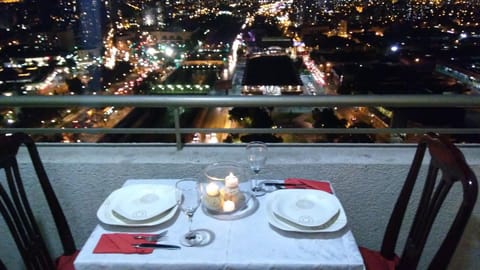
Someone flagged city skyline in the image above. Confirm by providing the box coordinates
[0,0,479,143]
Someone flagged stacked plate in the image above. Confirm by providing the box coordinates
[265,189,347,232]
[97,184,179,226]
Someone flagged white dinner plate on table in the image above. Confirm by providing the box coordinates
[272,189,340,227]
[97,184,178,227]
[266,189,347,233]
[112,184,177,221]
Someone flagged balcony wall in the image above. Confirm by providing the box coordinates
[1,143,479,270]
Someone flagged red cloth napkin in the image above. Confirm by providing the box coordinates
[55,250,79,270]
[284,178,333,194]
[359,246,400,270]
[93,233,156,254]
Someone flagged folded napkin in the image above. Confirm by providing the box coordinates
[284,178,333,194]
[93,233,156,254]
[55,250,79,270]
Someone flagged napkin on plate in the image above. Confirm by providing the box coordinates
[284,178,333,194]
[93,233,156,254]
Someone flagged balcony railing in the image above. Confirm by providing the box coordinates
[1,94,480,148]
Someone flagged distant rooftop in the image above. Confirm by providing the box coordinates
[242,54,302,86]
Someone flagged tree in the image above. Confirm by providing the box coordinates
[339,122,374,143]
[66,77,84,94]
[228,107,250,123]
[229,107,282,143]
[312,108,347,142]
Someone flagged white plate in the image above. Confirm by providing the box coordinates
[97,184,179,227]
[112,184,177,221]
[272,189,340,227]
[266,190,347,233]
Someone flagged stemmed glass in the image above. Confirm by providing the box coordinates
[175,178,213,246]
[246,141,268,195]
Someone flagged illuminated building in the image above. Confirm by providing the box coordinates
[77,0,104,49]
[142,1,165,28]
[0,0,53,31]
[292,0,321,26]
[242,54,303,96]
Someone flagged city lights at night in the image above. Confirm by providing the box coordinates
[0,1,479,143]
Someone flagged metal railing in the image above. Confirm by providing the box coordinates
[1,95,480,149]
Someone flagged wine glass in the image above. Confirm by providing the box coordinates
[175,178,214,246]
[246,141,268,195]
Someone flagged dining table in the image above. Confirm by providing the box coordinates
[74,178,365,270]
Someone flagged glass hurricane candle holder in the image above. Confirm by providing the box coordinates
[202,162,251,215]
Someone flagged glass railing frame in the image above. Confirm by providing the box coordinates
[1,95,480,149]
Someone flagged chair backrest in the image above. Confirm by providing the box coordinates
[379,133,478,270]
[0,258,6,270]
[0,133,76,270]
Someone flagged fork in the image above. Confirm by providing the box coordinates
[133,230,168,241]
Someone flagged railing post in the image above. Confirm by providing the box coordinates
[173,107,182,150]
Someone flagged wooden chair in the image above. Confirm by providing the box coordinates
[0,133,78,270]
[360,133,478,270]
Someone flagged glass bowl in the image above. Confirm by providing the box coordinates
[201,161,252,215]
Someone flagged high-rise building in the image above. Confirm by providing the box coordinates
[162,0,175,24]
[77,0,104,49]
[55,0,79,28]
[0,0,55,31]
[292,0,320,26]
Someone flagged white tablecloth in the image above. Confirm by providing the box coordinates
[74,179,365,270]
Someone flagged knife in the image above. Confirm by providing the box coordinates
[263,183,307,189]
[132,243,181,250]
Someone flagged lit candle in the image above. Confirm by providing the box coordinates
[223,200,235,212]
[206,182,220,196]
[225,172,239,188]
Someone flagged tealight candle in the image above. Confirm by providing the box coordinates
[223,200,235,212]
[206,182,220,196]
[224,172,239,188]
